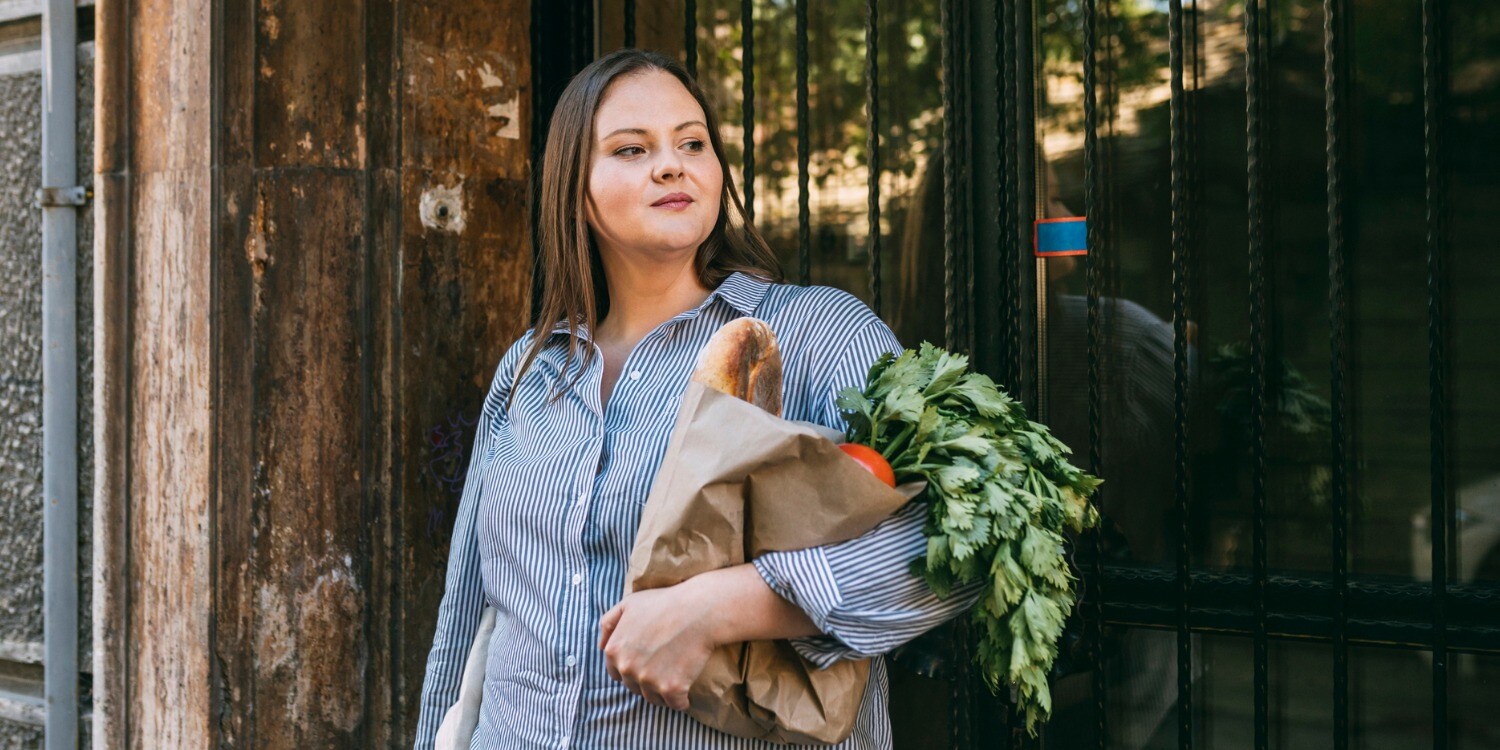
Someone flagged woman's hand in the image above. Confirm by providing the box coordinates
[597,564,821,711]
[597,577,719,712]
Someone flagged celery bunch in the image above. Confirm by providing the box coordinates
[836,342,1101,733]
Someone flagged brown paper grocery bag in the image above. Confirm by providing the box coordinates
[625,381,925,745]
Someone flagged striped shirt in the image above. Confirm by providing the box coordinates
[414,271,984,749]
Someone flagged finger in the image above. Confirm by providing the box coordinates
[605,652,621,683]
[621,675,642,699]
[640,684,667,708]
[598,604,623,650]
[666,686,690,712]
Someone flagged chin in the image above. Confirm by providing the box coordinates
[643,228,711,254]
[633,236,708,259]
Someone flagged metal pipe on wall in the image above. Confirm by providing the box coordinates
[40,0,82,746]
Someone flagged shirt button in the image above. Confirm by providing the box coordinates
[561,736,571,750]
[565,654,577,667]
[628,369,641,381]
[576,491,587,506]
[571,572,583,586]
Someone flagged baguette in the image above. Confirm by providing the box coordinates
[690,317,784,417]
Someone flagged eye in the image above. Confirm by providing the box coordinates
[683,140,706,152]
[613,145,645,157]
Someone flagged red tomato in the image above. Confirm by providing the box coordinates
[838,443,896,487]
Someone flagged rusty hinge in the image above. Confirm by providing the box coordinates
[34,185,92,208]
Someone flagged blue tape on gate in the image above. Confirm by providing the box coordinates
[1034,217,1088,257]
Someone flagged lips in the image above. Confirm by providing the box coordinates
[651,192,694,209]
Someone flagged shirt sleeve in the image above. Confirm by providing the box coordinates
[751,317,985,667]
[412,334,529,750]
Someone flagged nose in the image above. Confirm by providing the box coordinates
[652,148,684,183]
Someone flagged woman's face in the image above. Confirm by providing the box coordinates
[586,70,723,263]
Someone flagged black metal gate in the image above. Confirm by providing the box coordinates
[531,0,1500,746]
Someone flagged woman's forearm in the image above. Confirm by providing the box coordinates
[685,563,822,645]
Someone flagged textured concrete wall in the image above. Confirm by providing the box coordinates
[0,68,45,654]
[0,41,96,748]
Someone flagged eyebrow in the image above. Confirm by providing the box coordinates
[599,120,708,141]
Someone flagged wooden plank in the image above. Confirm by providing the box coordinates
[395,0,534,739]
[253,0,366,168]
[128,168,214,750]
[245,171,371,746]
[128,0,210,174]
[89,168,130,750]
[91,4,131,747]
[403,1,530,176]
[210,161,255,749]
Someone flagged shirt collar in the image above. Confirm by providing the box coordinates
[546,270,772,340]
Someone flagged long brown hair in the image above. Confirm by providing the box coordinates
[506,49,782,410]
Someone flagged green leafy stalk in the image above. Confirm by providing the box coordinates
[838,342,1101,734]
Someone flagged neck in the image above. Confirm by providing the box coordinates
[596,252,712,344]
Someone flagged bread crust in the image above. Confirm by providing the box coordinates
[690,317,784,417]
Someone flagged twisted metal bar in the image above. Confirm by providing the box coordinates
[796,0,811,286]
[1001,0,1021,389]
[1167,0,1193,747]
[1422,0,1450,745]
[1322,0,1351,745]
[685,0,698,76]
[625,0,635,48]
[1080,0,1108,744]
[741,0,755,223]
[942,0,959,355]
[1244,0,1270,746]
[941,3,972,742]
[866,0,882,316]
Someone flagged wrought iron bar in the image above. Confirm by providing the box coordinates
[1244,0,1270,746]
[1002,0,1021,389]
[866,0,882,315]
[796,0,810,285]
[996,0,1020,393]
[940,1,972,742]
[625,0,635,47]
[1322,0,1351,744]
[1422,0,1450,745]
[1167,0,1192,747]
[741,0,755,223]
[1008,0,1032,393]
[943,0,959,353]
[685,0,698,75]
[1080,0,1107,744]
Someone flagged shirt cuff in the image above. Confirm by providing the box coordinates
[788,635,865,668]
[751,547,843,634]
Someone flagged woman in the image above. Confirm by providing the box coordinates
[414,49,982,750]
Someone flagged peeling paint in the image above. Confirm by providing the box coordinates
[253,557,365,735]
[291,560,364,733]
[488,95,521,139]
[255,584,293,670]
[476,61,504,89]
[262,14,280,41]
[418,183,466,235]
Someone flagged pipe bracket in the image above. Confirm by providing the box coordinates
[34,185,92,208]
